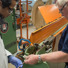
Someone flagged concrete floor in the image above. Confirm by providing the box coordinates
[16,25,36,39]
[8,63,15,68]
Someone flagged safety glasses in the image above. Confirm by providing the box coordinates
[59,2,68,14]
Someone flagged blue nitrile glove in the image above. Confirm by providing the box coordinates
[8,55,23,68]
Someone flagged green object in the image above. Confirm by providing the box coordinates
[25,45,49,68]
[25,45,46,55]
[0,10,17,54]
[23,62,49,68]
[36,46,46,55]
[25,46,37,55]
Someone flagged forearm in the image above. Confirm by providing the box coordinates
[40,51,68,62]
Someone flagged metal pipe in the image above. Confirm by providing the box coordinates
[26,0,28,13]
[20,23,22,38]
[26,0,29,39]
[20,0,22,17]
[27,22,28,39]
[20,0,23,38]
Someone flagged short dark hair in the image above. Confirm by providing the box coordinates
[1,0,11,8]
[1,0,19,8]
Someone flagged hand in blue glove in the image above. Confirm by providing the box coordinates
[8,55,23,68]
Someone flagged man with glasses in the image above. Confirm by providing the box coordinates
[24,0,68,68]
[0,0,23,68]
[56,0,68,19]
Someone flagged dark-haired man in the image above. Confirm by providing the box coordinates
[0,0,23,68]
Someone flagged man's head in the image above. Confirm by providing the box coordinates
[56,0,68,19]
[0,0,17,18]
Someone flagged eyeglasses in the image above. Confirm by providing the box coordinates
[59,2,68,14]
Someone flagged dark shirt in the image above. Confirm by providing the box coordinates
[58,25,68,67]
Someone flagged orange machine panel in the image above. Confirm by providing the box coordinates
[38,4,62,24]
[30,17,68,44]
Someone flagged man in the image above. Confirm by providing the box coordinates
[0,0,23,68]
[24,0,68,68]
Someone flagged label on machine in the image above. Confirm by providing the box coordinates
[0,23,8,33]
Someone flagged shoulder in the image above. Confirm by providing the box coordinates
[65,25,68,33]
[64,25,68,30]
[66,25,68,29]
[62,25,68,34]
[60,25,68,39]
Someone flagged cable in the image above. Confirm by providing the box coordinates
[18,39,31,50]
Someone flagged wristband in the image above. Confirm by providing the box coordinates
[38,55,42,63]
